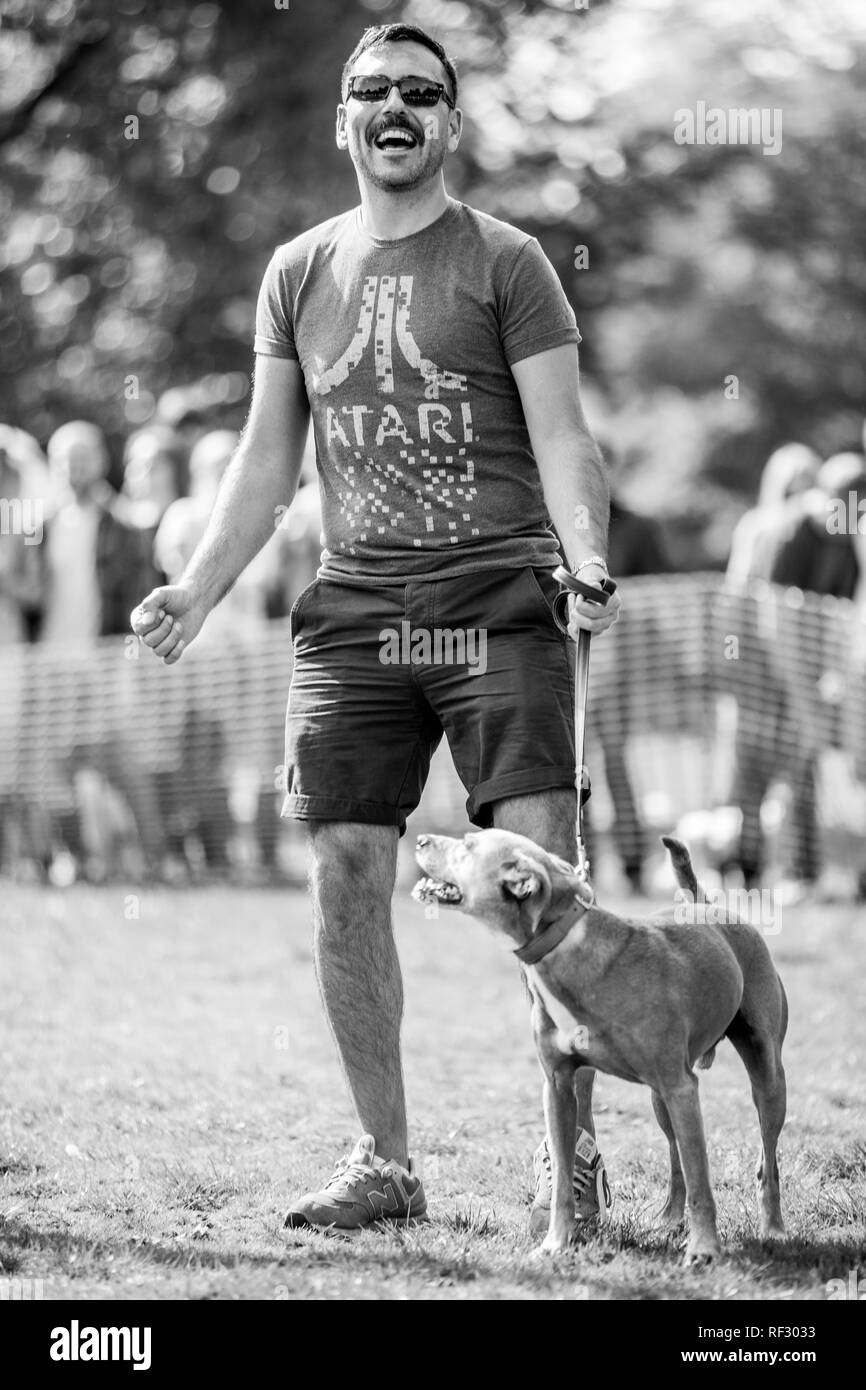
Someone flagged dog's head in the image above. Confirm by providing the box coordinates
[413,828,586,952]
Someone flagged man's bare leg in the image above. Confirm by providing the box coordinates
[307,820,408,1166]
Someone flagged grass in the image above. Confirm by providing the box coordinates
[0,876,864,1300]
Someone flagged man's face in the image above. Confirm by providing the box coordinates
[336,41,461,194]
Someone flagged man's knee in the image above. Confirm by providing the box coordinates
[306,820,399,904]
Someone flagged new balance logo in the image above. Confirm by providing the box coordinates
[366,1181,402,1218]
[312,275,467,400]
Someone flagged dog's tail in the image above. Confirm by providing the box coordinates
[661,834,706,904]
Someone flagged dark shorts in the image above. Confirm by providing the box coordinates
[282,566,576,834]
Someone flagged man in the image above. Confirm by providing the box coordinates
[0,434,42,645]
[132,23,621,1235]
[41,421,133,642]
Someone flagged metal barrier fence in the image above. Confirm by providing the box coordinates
[1,574,864,886]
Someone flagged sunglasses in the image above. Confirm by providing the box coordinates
[346,74,455,109]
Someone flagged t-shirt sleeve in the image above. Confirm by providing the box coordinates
[499,237,581,365]
[254,251,298,359]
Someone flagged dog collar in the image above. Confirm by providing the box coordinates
[513,885,594,966]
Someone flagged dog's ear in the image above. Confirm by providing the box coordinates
[499,852,547,902]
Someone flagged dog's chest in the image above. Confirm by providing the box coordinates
[526,968,589,1055]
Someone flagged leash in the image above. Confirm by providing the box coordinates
[551,565,617,892]
[511,566,616,966]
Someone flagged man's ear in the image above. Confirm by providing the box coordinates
[446,107,462,153]
[499,852,549,904]
[335,106,349,150]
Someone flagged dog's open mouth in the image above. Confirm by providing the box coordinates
[412,875,463,906]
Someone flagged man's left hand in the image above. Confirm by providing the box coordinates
[565,564,622,639]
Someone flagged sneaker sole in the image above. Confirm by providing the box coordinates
[285,1209,429,1233]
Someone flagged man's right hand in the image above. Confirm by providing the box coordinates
[130,585,207,665]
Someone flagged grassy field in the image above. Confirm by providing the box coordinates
[0,874,864,1301]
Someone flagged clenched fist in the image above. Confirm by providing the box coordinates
[130,585,207,665]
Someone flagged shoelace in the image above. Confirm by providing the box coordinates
[322,1156,377,1200]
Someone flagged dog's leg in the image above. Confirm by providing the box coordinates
[727,1020,787,1238]
[575,1067,596,1139]
[661,1074,721,1264]
[651,1090,686,1227]
[541,1061,579,1253]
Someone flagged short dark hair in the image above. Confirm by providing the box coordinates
[341,23,458,105]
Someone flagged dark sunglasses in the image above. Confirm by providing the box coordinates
[346,74,455,109]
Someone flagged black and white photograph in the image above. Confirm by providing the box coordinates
[0,0,864,1333]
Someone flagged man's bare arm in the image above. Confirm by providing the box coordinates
[183,356,310,608]
[511,344,620,635]
[131,355,310,662]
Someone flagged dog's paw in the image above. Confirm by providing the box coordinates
[683,1242,720,1268]
[760,1220,786,1241]
[533,1225,581,1259]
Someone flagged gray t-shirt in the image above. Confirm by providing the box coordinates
[254,199,580,584]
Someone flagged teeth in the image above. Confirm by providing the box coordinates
[413,875,461,904]
[376,129,415,146]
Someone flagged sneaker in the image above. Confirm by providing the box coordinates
[529,1130,612,1237]
[284,1134,427,1231]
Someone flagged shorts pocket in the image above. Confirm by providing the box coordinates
[522,566,560,626]
[289,577,320,640]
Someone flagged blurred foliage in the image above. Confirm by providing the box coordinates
[1,0,864,550]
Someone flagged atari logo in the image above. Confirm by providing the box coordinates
[312,275,467,401]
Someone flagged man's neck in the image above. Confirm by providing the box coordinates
[357,177,452,242]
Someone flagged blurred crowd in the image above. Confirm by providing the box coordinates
[1,412,865,897]
[0,415,322,648]
[0,410,323,885]
[722,438,866,901]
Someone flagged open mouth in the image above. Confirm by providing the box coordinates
[412,875,463,907]
[373,127,419,151]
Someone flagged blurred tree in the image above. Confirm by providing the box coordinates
[1,0,864,559]
[0,0,392,460]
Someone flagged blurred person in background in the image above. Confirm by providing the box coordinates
[726,442,820,586]
[0,433,43,645]
[117,424,186,596]
[154,428,284,874]
[119,425,184,530]
[726,451,866,898]
[586,440,670,891]
[724,442,821,890]
[39,421,134,642]
[0,433,50,877]
[770,452,866,599]
[155,428,283,626]
[0,424,55,515]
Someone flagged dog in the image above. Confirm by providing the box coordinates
[414,829,787,1264]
